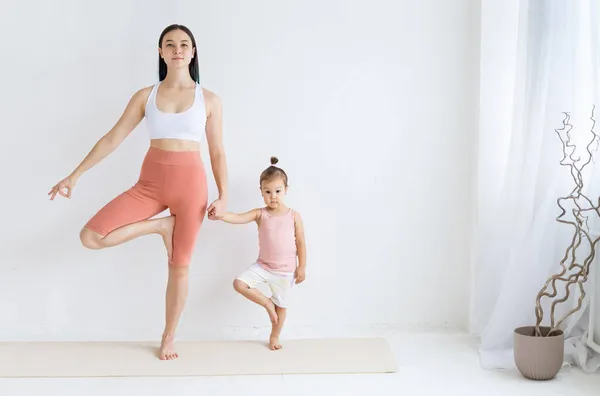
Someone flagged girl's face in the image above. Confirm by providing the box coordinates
[260,178,287,209]
[159,29,195,70]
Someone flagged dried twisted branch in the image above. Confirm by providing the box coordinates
[534,105,600,337]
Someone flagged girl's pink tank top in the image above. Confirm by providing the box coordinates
[257,208,297,273]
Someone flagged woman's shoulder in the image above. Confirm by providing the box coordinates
[117,85,155,114]
[201,87,222,117]
[201,87,221,105]
[139,84,157,97]
[129,84,155,105]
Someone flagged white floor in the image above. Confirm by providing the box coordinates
[1,332,598,396]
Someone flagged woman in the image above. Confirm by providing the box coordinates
[48,24,228,360]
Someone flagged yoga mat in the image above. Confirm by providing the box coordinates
[0,338,397,377]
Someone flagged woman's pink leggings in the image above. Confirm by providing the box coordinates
[85,147,208,266]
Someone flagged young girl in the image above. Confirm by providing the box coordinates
[214,157,306,350]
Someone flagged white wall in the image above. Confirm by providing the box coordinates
[0,0,480,341]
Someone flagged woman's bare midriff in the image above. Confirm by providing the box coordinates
[150,138,200,152]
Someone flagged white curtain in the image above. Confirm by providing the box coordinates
[472,0,600,373]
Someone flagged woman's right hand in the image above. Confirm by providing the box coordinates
[48,175,77,200]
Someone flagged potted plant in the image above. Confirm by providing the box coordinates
[514,107,600,380]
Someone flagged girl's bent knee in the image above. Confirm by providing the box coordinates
[233,279,247,292]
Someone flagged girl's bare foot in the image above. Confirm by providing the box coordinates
[158,216,175,261]
[159,333,178,360]
[264,299,278,325]
[269,336,282,350]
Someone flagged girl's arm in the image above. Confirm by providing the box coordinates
[221,208,261,224]
[294,211,307,283]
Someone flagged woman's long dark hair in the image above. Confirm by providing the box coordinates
[158,24,200,83]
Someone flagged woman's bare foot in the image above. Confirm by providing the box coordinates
[159,333,178,360]
[158,216,175,261]
[264,299,278,325]
[269,336,282,350]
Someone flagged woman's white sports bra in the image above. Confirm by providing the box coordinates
[144,81,207,142]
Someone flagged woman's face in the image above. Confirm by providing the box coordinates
[159,29,195,69]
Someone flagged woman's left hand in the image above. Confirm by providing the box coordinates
[207,198,226,220]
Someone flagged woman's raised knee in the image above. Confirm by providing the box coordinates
[79,227,104,249]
